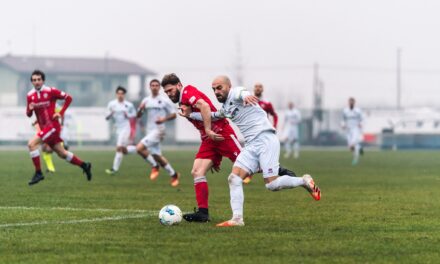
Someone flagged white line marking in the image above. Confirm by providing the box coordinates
[0,214,153,228]
[0,206,151,213]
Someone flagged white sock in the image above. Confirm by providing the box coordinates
[163,163,176,176]
[265,176,305,191]
[126,145,136,154]
[113,152,123,171]
[353,144,360,162]
[145,154,158,167]
[284,141,292,157]
[294,142,300,158]
[228,174,244,220]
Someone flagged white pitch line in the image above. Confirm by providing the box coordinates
[0,206,151,213]
[0,213,155,228]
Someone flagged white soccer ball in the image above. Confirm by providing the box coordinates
[158,205,182,226]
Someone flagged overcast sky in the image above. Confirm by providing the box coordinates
[1,0,440,109]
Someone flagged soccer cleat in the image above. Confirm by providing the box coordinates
[303,174,321,201]
[279,166,296,177]
[243,175,252,184]
[216,218,245,227]
[150,166,160,180]
[28,172,44,186]
[170,172,180,187]
[105,168,116,175]
[360,147,364,155]
[82,162,92,181]
[183,208,210,222]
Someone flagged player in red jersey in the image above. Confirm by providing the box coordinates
[161,73,242,222]
[242,82,280,184]
[26,70,92,186]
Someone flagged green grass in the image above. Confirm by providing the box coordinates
[0,149,439,263]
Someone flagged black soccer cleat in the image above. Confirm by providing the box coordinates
[81,162,92,181]
[28,172,44,186]
[279,166,296,177]
[183,208,210,223]
[360,147,364,156]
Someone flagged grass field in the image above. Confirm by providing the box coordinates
[0,149,439,263]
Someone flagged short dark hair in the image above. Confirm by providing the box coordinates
[161,73,181,87]
[30,70,45,81]
[116,86,127,94]
[149,79,160,86]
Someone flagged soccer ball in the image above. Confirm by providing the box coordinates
[158,205,182,226]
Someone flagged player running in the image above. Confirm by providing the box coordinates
[184,76,321,227]
[282,102,302,159]
[243,82,279,184]
[26,70,92,185]
[105,86,137,174]
[341,97,364,165]
[136,79,180,187]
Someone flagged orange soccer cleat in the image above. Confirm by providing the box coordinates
[216,219,245,227]
[170,172,180,187]
[303,174,321,201]
[243,175,252,184]
[149,166,160,181]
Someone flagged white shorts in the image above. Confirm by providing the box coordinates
[234,131,280,178]
[140,129,164,155]
[283,126,299,143]
[346,128,362,147]
[116,128,131,147]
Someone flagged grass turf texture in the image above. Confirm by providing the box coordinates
[0,149,439,263]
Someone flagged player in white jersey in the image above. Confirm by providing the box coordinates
[105,86,137,174]
[282,102,302,159]
[341,97,364,165]
[136,79,180,187]
[184,76,321,227]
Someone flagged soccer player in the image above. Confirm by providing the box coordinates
[26,70,92,185]
[341,97,364,165]
[282,102,302,159]
[105,86,137,174]
[136,79,180,187]
[184,76,321,227]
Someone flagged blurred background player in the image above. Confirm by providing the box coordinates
[342,97,364,165]
[26,70,92,185]
[136,79,180,187]
[243,82,279,184]
[105,86,137,174]
[282,102,302,159]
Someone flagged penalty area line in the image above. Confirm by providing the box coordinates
[0,206,151,213]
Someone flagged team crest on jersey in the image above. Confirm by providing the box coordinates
[189,96,196,104]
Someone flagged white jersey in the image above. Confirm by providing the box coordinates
[107,99,136,131]
[219,87,275,143]
[285,108,301,128]
[140,94,176,133]
[342,107,363,130]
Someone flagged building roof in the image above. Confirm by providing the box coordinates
[0,54,155,76]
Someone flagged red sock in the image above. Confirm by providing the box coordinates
[194,177,209,209]
[70,155,84,166]
[32,156,41,172]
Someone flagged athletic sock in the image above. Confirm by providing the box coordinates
[228,174,244,220]
[65,151,84,167]
[126,145,136,154]
[353,144,360,164]
[112,152,123,171]
[145,154,158,167]
[265,175,305,191]
[29,149,41,172]
[163,163,176,176]
[42,152,55,171]
[194,176,209,211]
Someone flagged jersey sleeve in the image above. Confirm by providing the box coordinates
[26,95,33,117]
[232,87,251,102]
[189,111,223,121]
[265,102,278,128]
[164,98,177,115]
[51,87,72,116]
[127,103,137,118]
[180,86,204,108]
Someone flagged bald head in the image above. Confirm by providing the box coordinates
[212,75,232,103]
[254,82,264,97]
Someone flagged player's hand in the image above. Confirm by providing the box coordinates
[155,117,166,124]
[243,95,259,106]
[206,130,224,141]
[29,103,35,110]
[178,105,192,118]
[52,112,62,120]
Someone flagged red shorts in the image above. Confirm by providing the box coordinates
[37,126,63,147]
[195,130,242,169]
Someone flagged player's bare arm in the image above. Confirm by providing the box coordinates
[136,102,146,118]
[194,99,224,141]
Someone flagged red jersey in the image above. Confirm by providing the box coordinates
[258,99,278,128]
[26,86,72,131]
[179,85,231,140]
